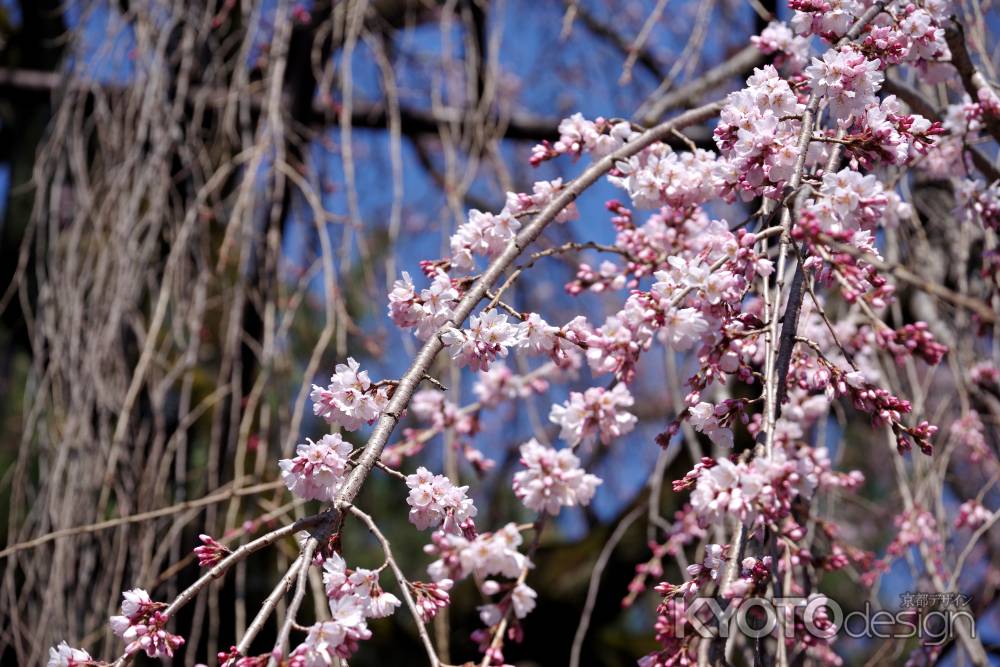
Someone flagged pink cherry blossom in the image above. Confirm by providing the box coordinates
[405,466,477,534]
[549,384,637,447]
[442,310,523,371]
[47,642,92,667]
[310,357,390,431]
[278,433,352,502]
[512,439,602,515]
[805,47,884,121]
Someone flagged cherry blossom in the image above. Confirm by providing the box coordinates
[289,607,371,665]
[805,47,884,121]
[109,588,184,659]
[753,21,811,71]
[310,357,390,431]
[512,439,602,515]
[426,523,531,584]
[510,582,538,619]
[803,166,888,234]
[405,466,478,534]
[408,579,453,622]
[686,402,734,448]
[46,642,92,667]
[472,362,549,407]
[278,433,352,502]
[194,533,230,567]
[388,269,459,339]
[442,310,523,371]
[685,543,725,581]
[613,145,720,209]
[955,500,993,530]
[451,208,521,271]
[715,65,806,198]
[549,384,637,447]
[790,0,866,37]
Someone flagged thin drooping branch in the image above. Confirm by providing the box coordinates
[349,505,441,667]
[639,45,764,124]
[0,480,284,560]
[569,503,645,667]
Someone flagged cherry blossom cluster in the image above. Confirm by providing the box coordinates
[285,553,407,663]
[862,508,944,586]
[109,588,184,659]
[791,0,952,74]
[388,269,459,339]
[194,533,230,567]
[789,0,871,38]
[442,310,523,371]
[957,177,1000,231]
[405,466,478,534]
[955,500,993,530]
[623,506,707,607]
[683,446,861,527]
[310,357,390,430]
[383,389,500,475]
[847,95,942,166]
[426,522,531,586]
[613,145,721,210]
[803,166,889,234]
[797,351,938,454]
[796,223,895,307]
[450,208,521,271]
[478,581,537,626]
[451,180,582,270]
[549,383,637,447]
[872,321,948,366]
[805,46,884,121]
[512,438,602,514]
[686,401,736,448]
[473,362,551,407]
[279,433,352,502]
[409,389,476,434]
[636,596,698,667]
[472,580,539,665]
[407,579,454,623]
[753,21,811,71]
[323,552,402,619]
[714,65,805,199]
[530,112,637,165]
[726,555,774,599]
[951,411,993,464]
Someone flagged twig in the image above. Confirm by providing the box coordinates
[349,505,442,667]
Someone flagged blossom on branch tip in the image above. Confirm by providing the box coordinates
[109,588,184,659]
[46,642,92,667]
[387,270,459,339]
[194,533,230,568]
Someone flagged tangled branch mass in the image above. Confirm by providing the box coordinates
[1,0,998,665]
